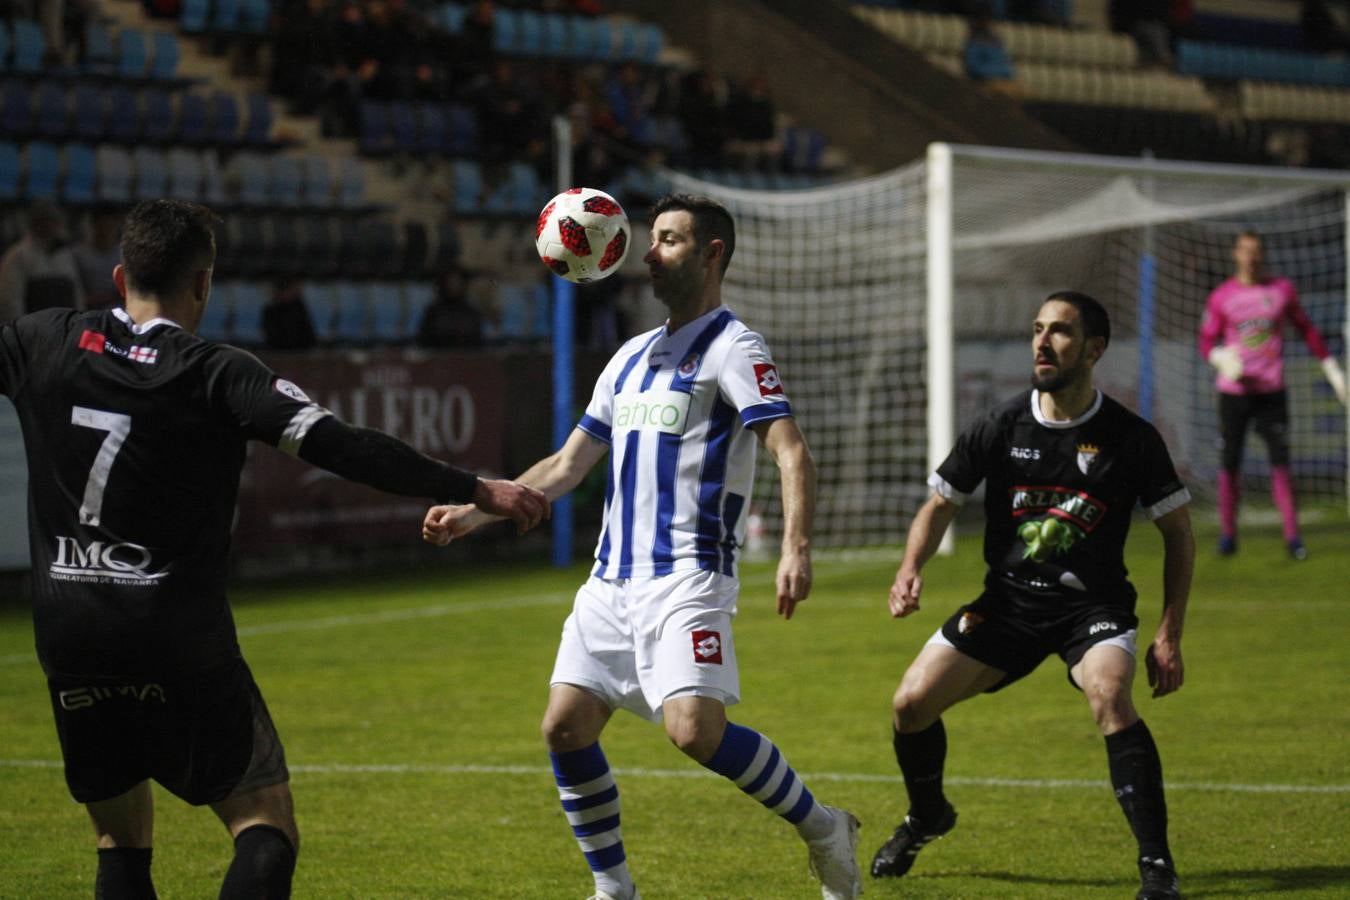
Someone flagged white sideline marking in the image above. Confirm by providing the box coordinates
[1,759,1345,795]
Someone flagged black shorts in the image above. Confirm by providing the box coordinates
[936,592,1139,693]
[48,658,289,805]
[1218,389,1290,469]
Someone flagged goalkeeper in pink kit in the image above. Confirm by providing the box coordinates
[1199,230,1348,559]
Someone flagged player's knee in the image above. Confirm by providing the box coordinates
[540,711,590,752]
[663,715,720,762]
[1084,681,1135,733]
[892,683,937,733]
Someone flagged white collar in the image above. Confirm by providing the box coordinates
[113,307,183,336]
[1031,389,1102,429]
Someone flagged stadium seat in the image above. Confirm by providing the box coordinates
[167,147,204,200]
[230,281,267,344]
[180,0,210,34]
[210,92,241,145]
[337,157,365,209]
[438,3,468,34]
[271,155,304,208]
[493,8,521,54]
[297,216,337,276]
[428,222,459,272]
[566,16,597,58]
[541,13,567,57]
[302,281,337,342]
[368,281,406,342]
[178,92,209,144]
[23,142,60,199]
[389,101,417,153]
[0,23,10,71]
[70,83,105,140]
[636,23,663,64]
[105,85,141,142]
[451,160,483,214]
[231,151,270,206]
[11,20,45,74]
[200,149,227,204]
[243,92,272,146]
[366,220,400,278]
[95,145,133,202]
[332,280,370,342]
[149,32,179,81]
[403,281,435,334]
[63,143,96,204]
[116,28,148,80]
[212,0,242,33]
[516,10,544,55]
[133,147,169,200]
[238,0,270,35]
[269,213,302,275]
[143,87,177,143]
[359,100,391,155]
[416,102,447,155]
[302,156,333,208]
[446,103,478,156]
[234,216,270,276]
[401,220,429,277]
[0,143,19,201]
[197,280,231,340]
[83,20,116,74]
[1,80,33,138]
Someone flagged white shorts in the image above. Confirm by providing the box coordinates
[550,568,741,722]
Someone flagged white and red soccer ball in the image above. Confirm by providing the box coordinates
[535,187,631,284]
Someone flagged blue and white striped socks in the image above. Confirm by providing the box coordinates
[551,743,635,899]
[703,722,836,842]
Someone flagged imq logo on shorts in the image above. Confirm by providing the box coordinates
[691,630,723,665]
[613,390,691,435]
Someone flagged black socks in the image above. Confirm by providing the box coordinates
[1106,719,1172,865]
[893,719,948,823]
[218,824,297,900]
[95,847,156,900]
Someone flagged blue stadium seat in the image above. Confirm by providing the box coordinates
[133,147,168,200]
[179,92,209,144]
[63,144,96,204]
[1,80,33,137]
[301,155,332,208]
[615,21,639,61]
[636,23,663,64]
[105,86,140,142]
[230,281,266,345]
[516,10,543,55]
[566,16,597,58]
[389,100,417,152]
[297,217,336,276]
[84,20,116,74]
[438,3,467,34]
[450,160,483,214]
[143,87,177,143]
[116,28,148,80]
[429,222,459,272]
[243,92,272,146]
[493,8,520,53]
[201,148,226,204]
[270,155,303,208]
[302,281,336,342]
[234,216,270,276]
[71,83,105,140]
[33,83,68,138]
[0,24,10,71]
[180,0,210,35]
[11,20,45,74]
[541,13,567,56]
[359,100,390,155]
[0,142,19,201]
[95,145,133,202]
[403,282,435,334]
[149,32,179,81]
[337,157,364,209]
[366,220,399,278]
[238,0,270,35]
[416,102,446,155]
[212,0,242,33]
[24,142,60,199]
[198,281,231,340]
[210,92,240,145]
[233,152,270,206]
[368,282,405,342]
[333,281,370,342]
[446,103,477,155]
[589,18,615,60]
[167,147,204,200]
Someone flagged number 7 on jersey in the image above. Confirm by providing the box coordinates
[71,407,131,528]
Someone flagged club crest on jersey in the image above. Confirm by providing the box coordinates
[754,363,783,397]
[691,630,723,664]
[677,352,701,378]
[1076,443,1099,475]
[958,611,984,634]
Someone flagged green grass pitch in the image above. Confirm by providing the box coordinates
[1,517,1347,898]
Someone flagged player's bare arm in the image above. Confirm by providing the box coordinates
[754,416,816,619]
[889,493,961,618]
[423,428,607,545]
[1146,505,1194,698]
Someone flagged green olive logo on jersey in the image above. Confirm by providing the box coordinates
[1018,516,1084,562]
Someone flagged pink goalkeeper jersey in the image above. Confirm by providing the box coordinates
[1198,276,1331,396]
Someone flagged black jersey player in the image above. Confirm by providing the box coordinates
[0,200,547,899]
[870,292,1195,900]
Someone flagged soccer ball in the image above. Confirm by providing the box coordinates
[535,188,631,284]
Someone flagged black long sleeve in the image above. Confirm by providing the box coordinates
[296,415,479,503]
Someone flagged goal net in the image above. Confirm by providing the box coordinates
[664,145,1349,548]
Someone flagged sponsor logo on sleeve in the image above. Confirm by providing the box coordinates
[753,363,783,397]
[692,630,723,664]
[274,379,311,402]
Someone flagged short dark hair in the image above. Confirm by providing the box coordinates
[1235,229,1263,246]
[650,193,736,274]
[120,200,216,297]
[1045,290,1110,348]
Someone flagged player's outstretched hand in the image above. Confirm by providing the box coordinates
[472,479,550,533]
[1145,632,1183,698]
[422,504,480,545]
[888,567,923,618]
[775,547,812,620]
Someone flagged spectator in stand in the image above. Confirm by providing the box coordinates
[677,68,728,169]
[0,199,84,319]
[606,62,654,150]
[1301,0,1350,54]
[469,60,546,165]
[726,71,780,172]
[1008,0,1071,28]
[261,278,318,350]
[1110,0,1175,68]
[416,267,485,349]
[963,3,1023,99]
[270,0,342,115]
[451,0,497,87]
[69,208,123,310]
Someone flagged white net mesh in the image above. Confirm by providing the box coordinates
[662,150,1348,547]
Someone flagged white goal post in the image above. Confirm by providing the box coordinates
[663,145,1350,550]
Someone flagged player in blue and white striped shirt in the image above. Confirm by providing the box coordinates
[424,195,862,900]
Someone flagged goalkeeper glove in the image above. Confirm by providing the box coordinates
[1321,356,1348,405]
[1207,346,1243,381]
